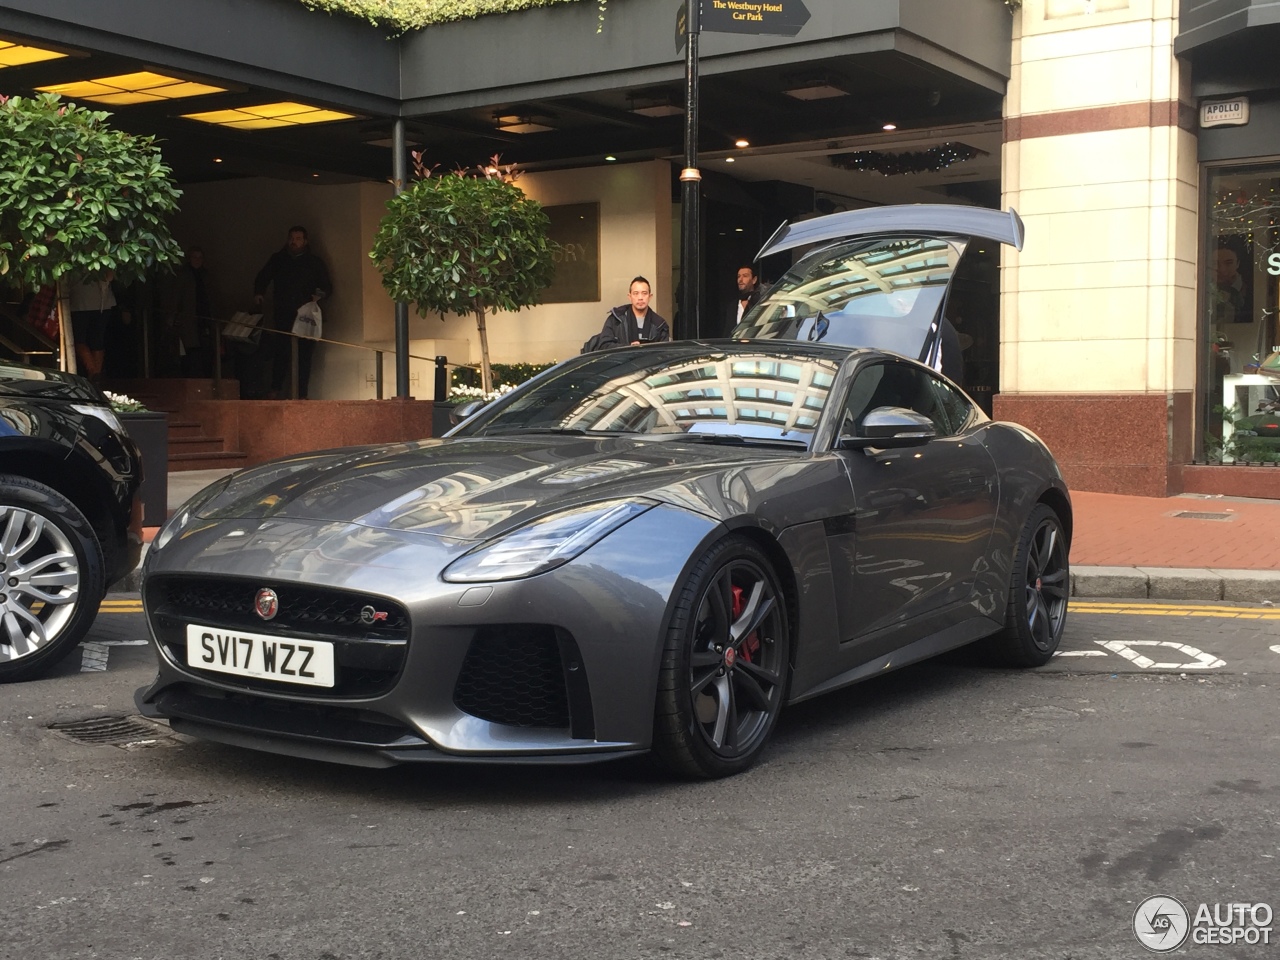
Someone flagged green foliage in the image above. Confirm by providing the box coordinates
[296,0,582,32]
[371,171,555,319]
[452,360,555,392]
[369,159,556,392]
[0,94,184,288]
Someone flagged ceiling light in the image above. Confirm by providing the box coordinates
[496,118,554,134]
[605,155,617,162]
[213,157,223,163]
[0,40,67,68]
[782,82,848,101]
[38,70,225,104]
[725,157,735,163]
[735,139,750,148]
[630,103,683,118]
[183,101,355,128]
[882,123,898,131]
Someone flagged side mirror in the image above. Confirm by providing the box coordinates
[450,399,486,425]
[838,406,937,450]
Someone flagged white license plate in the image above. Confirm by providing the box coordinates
[185,625,335,688]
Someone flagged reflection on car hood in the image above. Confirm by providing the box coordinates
[194,435,799,541]
[0,362,104,402]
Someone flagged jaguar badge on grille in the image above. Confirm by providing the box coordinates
[254,587,280,621]
[360,605,388,625]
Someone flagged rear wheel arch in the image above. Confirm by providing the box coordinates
[1036,486,1072,546]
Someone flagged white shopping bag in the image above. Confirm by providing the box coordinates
[292,300,322,340]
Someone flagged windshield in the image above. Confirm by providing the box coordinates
[732,236,967,360]
[459,348,841,447]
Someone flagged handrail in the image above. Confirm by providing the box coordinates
[211,315,476,400]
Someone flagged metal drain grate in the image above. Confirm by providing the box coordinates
[49,716,169,746]
[1172,511,1235,521]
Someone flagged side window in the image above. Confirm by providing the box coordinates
[928,376,976,436]
[839,361,949,436]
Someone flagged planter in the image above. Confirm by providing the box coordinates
[120,410,169,526]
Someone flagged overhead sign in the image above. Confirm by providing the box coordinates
[702,0,811,37]
[1200,98,1249,128]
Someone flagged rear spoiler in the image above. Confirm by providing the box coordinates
[756,204,1025,260]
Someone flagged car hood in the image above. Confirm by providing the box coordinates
[0,361,104,402]
[191,434,799,541]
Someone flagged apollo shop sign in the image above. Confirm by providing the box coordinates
[1200,98,1249,128]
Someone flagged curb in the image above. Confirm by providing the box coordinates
[1072,565,1280,603]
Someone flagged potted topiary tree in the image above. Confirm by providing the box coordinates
[0,93,184,373]
[1,93,183,519]
[369,154,557,395]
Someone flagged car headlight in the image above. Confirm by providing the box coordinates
[71,403,124,434]
[151,476,233,551]
[442,498,656,583]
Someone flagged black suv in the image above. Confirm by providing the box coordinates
[0,360,142,681]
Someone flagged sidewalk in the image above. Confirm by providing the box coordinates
[1070,491,1280,602]
[126,472,1280,603]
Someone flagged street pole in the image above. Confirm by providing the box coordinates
[679,0,702,340]
[392,118,411,398]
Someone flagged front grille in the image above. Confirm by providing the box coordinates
[146,575,410,698]
[453,625,571,728]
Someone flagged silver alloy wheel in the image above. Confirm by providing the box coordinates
[0,505,81,663]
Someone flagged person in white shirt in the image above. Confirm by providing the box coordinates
[68,270,116,381]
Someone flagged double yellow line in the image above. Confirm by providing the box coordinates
[100,599,143,614]
[1073,600,1280,620]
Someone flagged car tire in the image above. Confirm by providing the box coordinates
[0,476,104,683]
[653,536,791,779]
[986,503,1069,667]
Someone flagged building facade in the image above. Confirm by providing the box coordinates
[2,0,1278,496]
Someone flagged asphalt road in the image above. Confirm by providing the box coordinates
[3,599,1277,960]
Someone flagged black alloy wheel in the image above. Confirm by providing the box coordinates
[654,536,790,779]
[988,503,1069,667]
[0,476,105,682]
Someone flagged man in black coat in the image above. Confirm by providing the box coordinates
[728,264,766,332]
[254,225,331,398]
[591,276,670,350]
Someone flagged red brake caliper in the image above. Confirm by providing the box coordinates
[731,585,760,663]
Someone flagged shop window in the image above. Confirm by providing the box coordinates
[1203,165,1280,463]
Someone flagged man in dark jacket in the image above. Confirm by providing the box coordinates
[254,225,331,398]
[728,264,766,332]
[591,276,670,351]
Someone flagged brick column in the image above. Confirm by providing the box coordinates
[997,0,1198,496]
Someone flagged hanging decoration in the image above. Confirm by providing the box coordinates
[1211,188,1280,261]
[828,143,981,177]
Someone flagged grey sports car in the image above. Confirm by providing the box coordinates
[137,205,1070,779]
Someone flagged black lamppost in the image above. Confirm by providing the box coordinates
[392,118,411,397]
[678,0,703,340]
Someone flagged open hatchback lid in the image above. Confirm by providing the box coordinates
[731,204,1025,369]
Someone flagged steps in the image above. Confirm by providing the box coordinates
[104,378,249,472]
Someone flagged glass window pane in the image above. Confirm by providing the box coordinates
[1204,165,1280,463]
